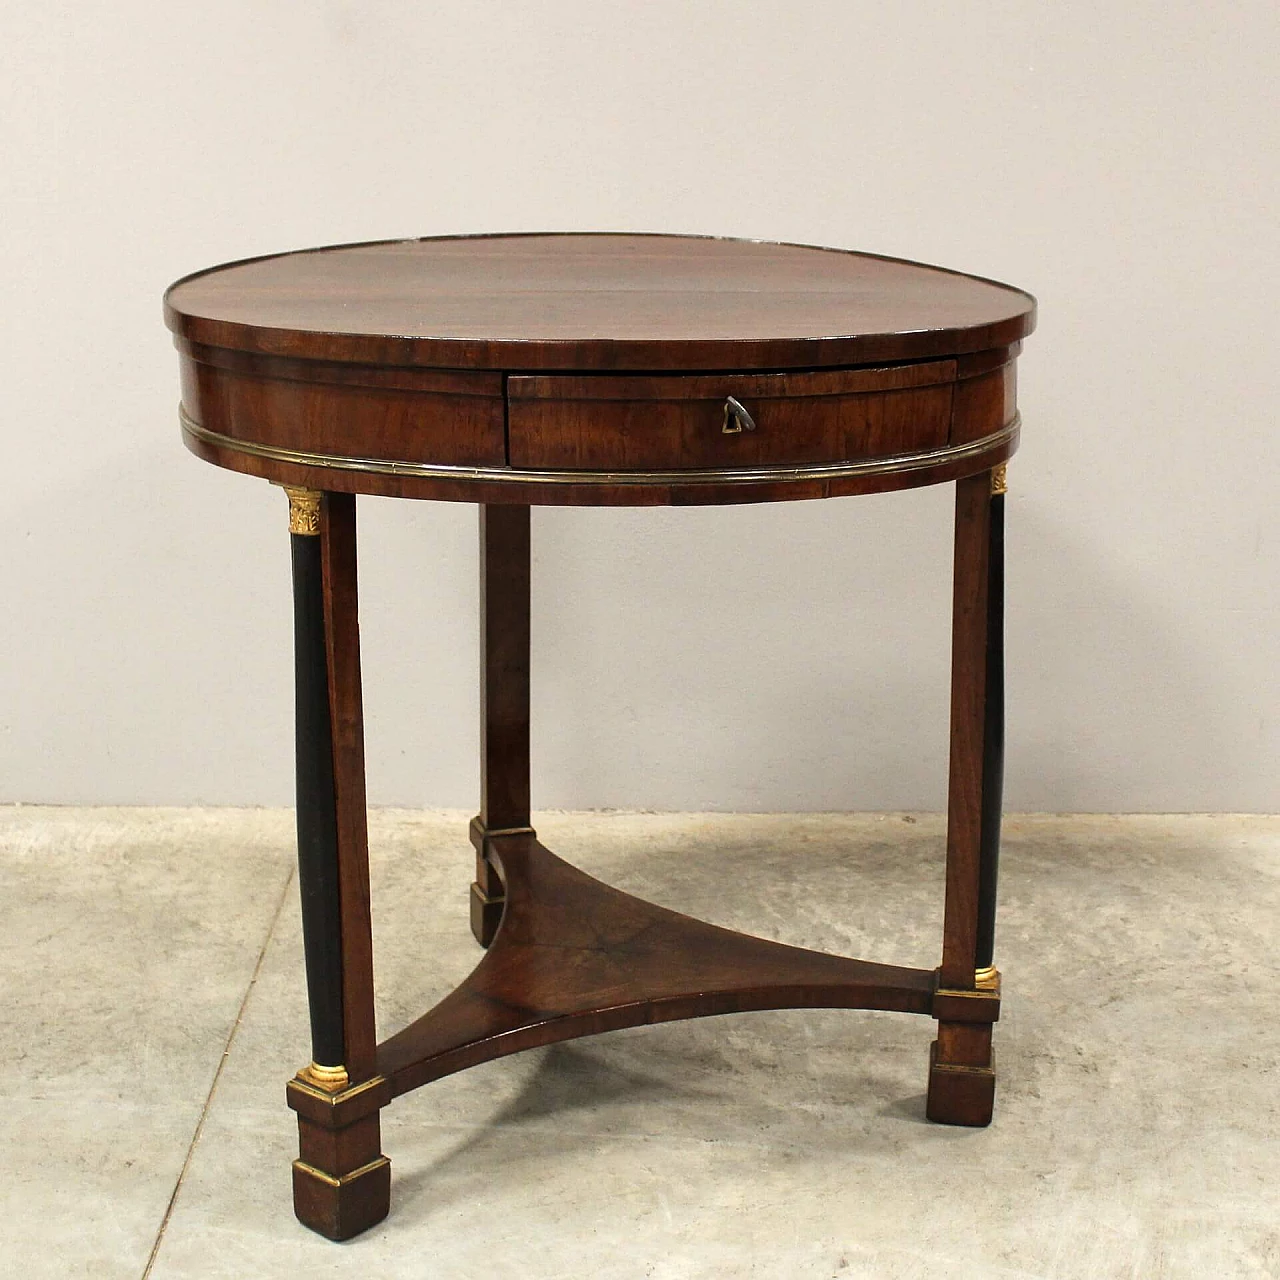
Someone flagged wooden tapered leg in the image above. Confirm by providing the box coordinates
[283,487,388,1238]
[975,467,1006,980]
[470,505,532,947]
[928,467,1004,1126]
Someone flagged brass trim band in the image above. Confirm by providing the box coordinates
[288,1071,388,1108]
[292,1156,390,1188]
[181,405,1020,489]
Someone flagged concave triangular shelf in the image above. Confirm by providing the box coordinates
[377,835,936,1098]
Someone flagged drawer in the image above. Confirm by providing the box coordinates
[507,361,956,471]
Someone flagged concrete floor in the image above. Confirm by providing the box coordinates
[2,809,1277,1279]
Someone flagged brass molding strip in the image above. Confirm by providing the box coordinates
[292,1156,390,1189]
[181,405,1020,488]
[288,1071,388,1108]
[935,986,999,1003]
[929,1059,995,1077]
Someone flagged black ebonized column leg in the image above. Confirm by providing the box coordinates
[975,468,1006,981]
[288,489,345,1075]
[470,504,532,947]
[282,487,389,1242]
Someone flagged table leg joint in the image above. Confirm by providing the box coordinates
[931,970,1001,1023]
[469,817,535,946]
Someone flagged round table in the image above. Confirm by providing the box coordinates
[165,233,1036,1241]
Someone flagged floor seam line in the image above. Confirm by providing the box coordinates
[140,863,296,1279]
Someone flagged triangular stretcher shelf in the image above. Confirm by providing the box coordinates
[378,835,936,1098]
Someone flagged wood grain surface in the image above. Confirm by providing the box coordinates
[379,834,937,1098]
[165,233,1035,372]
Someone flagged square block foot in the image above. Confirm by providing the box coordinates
[926,1041,996,1127]
[292,1155,390,1240]
[470,881,504,948]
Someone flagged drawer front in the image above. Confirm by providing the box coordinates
[507,361,956,471]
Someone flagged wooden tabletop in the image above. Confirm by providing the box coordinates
[169,234,1033,506]
[165,233,1035,373]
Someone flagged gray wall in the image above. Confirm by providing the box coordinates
[3,2,1277,811]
